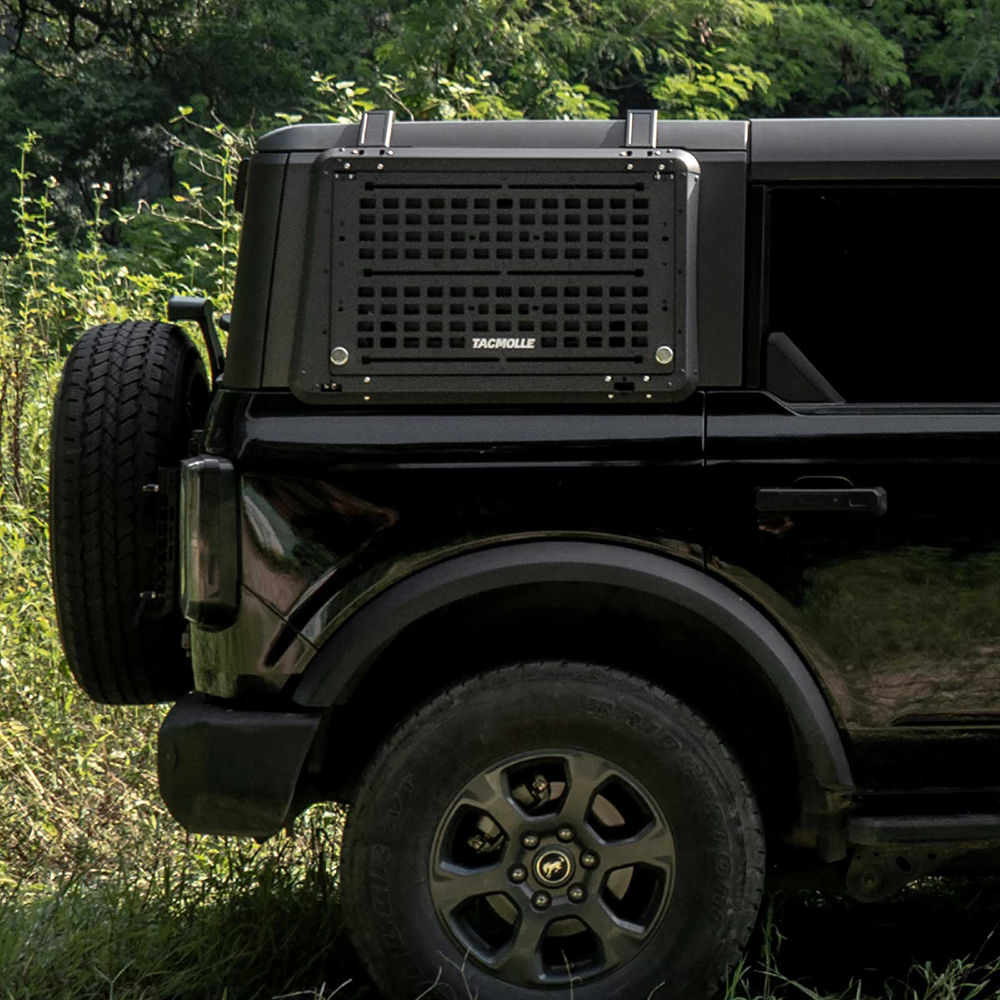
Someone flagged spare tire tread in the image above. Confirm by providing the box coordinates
[50,320,207,704]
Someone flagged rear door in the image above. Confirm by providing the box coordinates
[705,164,1000,790]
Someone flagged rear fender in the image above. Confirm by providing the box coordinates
[292,539,853,794]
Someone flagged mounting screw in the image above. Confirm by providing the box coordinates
[522,833,540,850]
[642,375,650,382]
[646,393,653,399]
[604,375,612,382]
[568,885,586,903]
[509,865,528,884]
[377,163,385,170]
[556,825,575,843]
[580,851,599,870]
[330,346,350,366]
[607,393,615,400]
[655,345,674,365]
[626,163,635,171]
[363,376,371,384]
[141,483,160,493]
[363,395,371,401]
[343,161,352,169]
[532,891,551,911]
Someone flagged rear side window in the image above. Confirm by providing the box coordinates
[766,185,1000,403]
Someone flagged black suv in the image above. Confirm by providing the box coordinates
[49,111,1000,1000]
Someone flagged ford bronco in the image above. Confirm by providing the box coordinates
[49,111,1000,999]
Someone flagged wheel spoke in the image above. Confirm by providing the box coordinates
[600,818,676,874]
[456,768,527,837]
[576,897,649,969]
[488,906,550,985]
[559,752,616,828]
[431,861,512,913]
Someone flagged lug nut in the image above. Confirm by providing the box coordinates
[509,865,528,884]
[532,891,551,910]
[568,884,586,903]
[580,851,599,870]
[556,825,575,843]
[521,833,540,849]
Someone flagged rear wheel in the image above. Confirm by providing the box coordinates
[342,662,765,999]
[49,320,210,704]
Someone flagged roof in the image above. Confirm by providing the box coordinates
[257,117,748,153]
[257,116,1000,181]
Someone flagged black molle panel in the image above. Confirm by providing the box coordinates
[330,170,676,377]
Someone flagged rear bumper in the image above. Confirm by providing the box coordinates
[158,693,321,837]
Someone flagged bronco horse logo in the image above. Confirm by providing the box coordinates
[541,857,566,880]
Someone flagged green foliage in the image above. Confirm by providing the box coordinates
[737,3,909,116]
[348,0,773,121]
[118,111,250,304]
[3,0,1000,257]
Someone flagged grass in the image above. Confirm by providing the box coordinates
[5,131,1000,1000]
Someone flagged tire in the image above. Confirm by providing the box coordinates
[342,662,765,1000]
[50,320,210,704]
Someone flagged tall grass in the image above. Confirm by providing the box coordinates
[3,126,1000,999]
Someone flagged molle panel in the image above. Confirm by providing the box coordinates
[224,153,288,388]
[290,150,699,406]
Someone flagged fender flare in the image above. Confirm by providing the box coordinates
[291,539,852,790]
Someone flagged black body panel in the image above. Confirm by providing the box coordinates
[705,391,1000,788]
[158,693,320,836]
[224,153,287,388]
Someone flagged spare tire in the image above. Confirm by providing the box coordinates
[50,320,211,704]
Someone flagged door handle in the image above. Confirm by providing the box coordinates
[755,486,887,517]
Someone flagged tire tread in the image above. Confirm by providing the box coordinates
[50,320,205,704]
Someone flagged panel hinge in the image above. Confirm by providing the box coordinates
[359,110,395,149]
[626,109,658,148]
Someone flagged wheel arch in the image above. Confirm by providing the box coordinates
[292,540,853,834]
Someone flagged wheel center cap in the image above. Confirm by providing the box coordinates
[534,848,574,887]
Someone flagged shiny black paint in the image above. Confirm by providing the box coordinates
[705,390,1000,789]
[193,372,1000,816]
[196,388,706,699]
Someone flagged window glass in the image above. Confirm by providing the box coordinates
[767,185,1000,403]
